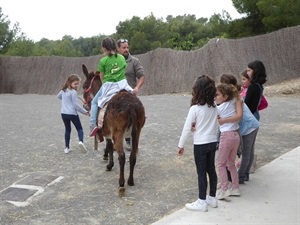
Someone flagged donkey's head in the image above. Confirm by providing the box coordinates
[82,64,102,110]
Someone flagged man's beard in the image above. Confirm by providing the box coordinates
[123,52,129,59]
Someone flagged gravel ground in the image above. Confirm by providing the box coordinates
[0,93,299,225]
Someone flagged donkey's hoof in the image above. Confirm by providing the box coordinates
[106,163,113,171]
[118,187,125,197]
[103,155,108,160]
[127,179,134,186]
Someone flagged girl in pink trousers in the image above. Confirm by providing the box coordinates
[215,83,242,199]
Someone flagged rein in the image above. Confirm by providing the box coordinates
[85,76,96,94]
[83,76,97,110]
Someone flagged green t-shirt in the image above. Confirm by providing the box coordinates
[98,53,127,83]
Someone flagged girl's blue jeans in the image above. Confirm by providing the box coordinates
[61,114,83,148]
[90,87,103,125]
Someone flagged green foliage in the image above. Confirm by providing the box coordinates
[169,33,194,51]
[231,0,266,35]
[0,7,14,54]
[232,0,259,15]
[130,32,152,54]
[115,16,142,42]
[72,36,102,57]
[114,14,169,54]
[32,38,55,56]
[2,1,300,57]
[51,38,80,57]
[5,36,34,56]
[230,0,300,35]
[257,0,300,31]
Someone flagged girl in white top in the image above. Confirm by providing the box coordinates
[215,83,242,200]
[219,74,260,184]
[177,75,219,212]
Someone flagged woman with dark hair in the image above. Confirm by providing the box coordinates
[245,60,267,121]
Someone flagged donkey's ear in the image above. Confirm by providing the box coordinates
[82,64,89,78]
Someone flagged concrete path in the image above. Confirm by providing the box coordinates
[152,146,300,225]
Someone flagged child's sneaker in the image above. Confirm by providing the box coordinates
[185,199,208,212]
[78,141,87,153]
[89,124,99,137]
[64,147,70,154]
[216,189,230,200]
[230,188,241,196]
[206,195,218,208]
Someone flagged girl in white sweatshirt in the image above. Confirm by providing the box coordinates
[177,75,219,212]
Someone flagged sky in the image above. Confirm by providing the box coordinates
[1,0,243,42]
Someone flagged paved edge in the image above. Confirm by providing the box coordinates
[152,146,300,225]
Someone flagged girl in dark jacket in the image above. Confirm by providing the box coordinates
[245,60,267,121]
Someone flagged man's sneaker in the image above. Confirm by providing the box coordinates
[185,199,208,212]
[230,188,241,196]
[78,141,87,153]
[217,189,230,200]
[206,195,218,208]
[89,124,99,137]
[64,147,70,154]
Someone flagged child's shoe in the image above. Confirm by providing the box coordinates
[64,147,70,154]
[78,141,87,153]
[185,199,208,212]
[230,188,241,196]
[89,124,99,137]
[216,189,230,200]
[206,195,218,208]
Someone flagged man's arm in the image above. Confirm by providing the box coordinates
[133,76,145,94]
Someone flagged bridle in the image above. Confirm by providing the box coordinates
[83,76,96,111]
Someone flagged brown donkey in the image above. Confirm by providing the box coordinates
[82,64,146,196]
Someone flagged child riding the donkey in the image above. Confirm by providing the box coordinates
[89,37,133,137]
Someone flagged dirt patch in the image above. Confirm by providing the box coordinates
[264,78,300,96]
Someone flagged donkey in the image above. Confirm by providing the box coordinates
[82,64,146,196]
